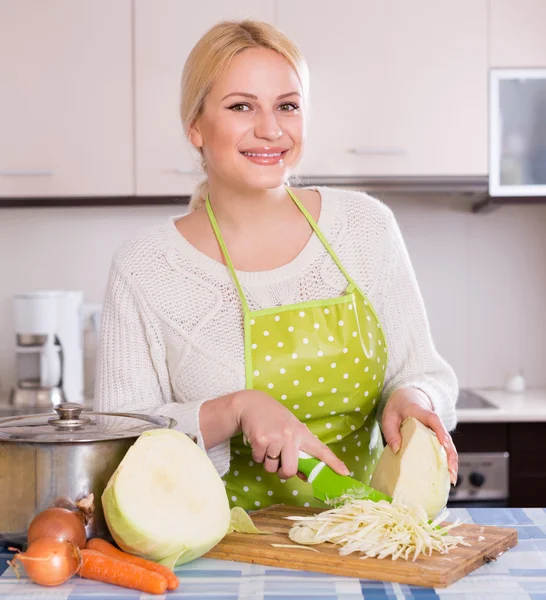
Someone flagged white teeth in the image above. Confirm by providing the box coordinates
[242,152,283,157]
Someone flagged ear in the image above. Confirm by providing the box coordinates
[188,120,204,150]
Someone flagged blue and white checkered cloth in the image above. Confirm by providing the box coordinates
[2,508,546,599]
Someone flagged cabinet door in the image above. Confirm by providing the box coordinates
[134,0,276,196]
[509,423,546,508]
[0,0,132,198]
[490,0,546,68]
[277,0,487,177]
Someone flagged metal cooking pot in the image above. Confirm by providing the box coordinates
[0,402,178,547]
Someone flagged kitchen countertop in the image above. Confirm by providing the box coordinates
[0,507,544,598]
[456,388,546,423]
[1,388,546,424]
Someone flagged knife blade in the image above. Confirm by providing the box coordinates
[297,450,392,504]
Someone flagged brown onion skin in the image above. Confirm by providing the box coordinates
[12,537,81,586]
[27,508,86,549]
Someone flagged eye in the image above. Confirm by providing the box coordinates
[278,102,300,112]
[227,103,251,112]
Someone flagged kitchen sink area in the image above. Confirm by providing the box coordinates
[456,389,499,410]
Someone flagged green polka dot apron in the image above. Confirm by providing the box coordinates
[206,188,388,511]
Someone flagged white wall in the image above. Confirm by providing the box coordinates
[386,194,546,389]
[1,192,546,399]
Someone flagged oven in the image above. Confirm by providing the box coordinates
[448,389,510,508]
[448,451,510,508]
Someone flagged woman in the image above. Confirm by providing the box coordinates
[95,20,458,510]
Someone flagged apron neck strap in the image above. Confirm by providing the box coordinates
[285,187,359,290]
[205,195,251,315]
[205,186,361,313]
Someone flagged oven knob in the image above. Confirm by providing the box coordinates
[469,472,486,487]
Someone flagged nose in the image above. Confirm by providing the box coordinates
[254,109,282,141]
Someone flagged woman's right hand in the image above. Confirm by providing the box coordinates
[232,390,350,480]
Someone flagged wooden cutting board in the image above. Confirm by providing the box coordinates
[205,504,517,588]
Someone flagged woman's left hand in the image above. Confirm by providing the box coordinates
[381,388,458,485]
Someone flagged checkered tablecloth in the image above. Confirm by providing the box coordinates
[2,508,546,599]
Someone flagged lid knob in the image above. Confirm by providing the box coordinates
[54,402,85,420]
[48,402,91,428]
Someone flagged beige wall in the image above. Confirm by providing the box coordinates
[1,192,546,397]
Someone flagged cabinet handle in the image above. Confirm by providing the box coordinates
[347,147,407,156]
[173,168,202,176]
[0,169,53,177]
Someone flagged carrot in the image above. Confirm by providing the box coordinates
[86,538,179,590]
[79,549,167,595]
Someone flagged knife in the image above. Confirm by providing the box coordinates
[297,450,392,504]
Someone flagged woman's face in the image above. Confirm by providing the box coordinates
[189,47,305,192]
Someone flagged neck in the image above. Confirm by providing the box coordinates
[206,178,293,230]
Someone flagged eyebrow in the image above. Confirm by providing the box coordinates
[221,91,301,101]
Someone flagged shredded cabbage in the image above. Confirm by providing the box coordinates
[228,507,271,534]
[288,500,469,561]
[271,543,320,552]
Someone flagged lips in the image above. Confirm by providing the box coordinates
[239,147,289,166]
[240,146,289,156]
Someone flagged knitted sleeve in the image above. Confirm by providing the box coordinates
[374,210,458,431]
[94,255,224,467]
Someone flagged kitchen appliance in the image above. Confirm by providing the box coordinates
[206,504,518,588]
[450,389,509,507]
[10,291,84,407]
[0,403,177,547]
[489,68,546,197]
[449,452,509,508]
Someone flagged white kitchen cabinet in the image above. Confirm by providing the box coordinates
[490,0,546,68]
[277,0,488,177]
[0,0,133,198]
[134,0,276,196]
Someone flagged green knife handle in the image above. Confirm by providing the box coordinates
[297,451,323,480]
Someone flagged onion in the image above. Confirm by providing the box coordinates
[9,538,82,586]
[27,507,87,549]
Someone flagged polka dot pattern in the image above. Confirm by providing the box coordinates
[224,289,387,511]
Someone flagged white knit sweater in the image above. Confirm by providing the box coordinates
[95,187,458,476]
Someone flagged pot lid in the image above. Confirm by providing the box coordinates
[0,402,177,443]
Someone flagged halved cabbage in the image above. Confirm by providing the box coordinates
[370,417,451,519]
[102,429,231,568]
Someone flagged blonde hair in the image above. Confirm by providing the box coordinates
[180,20,309,211]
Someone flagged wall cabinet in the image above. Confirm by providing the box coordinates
[490,0,546,68]
[133,0,276,197]
[0,0,133,198]
[3,0,545,200]
[277,0,488,178]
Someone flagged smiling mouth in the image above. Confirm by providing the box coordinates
[240,150,289,158]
